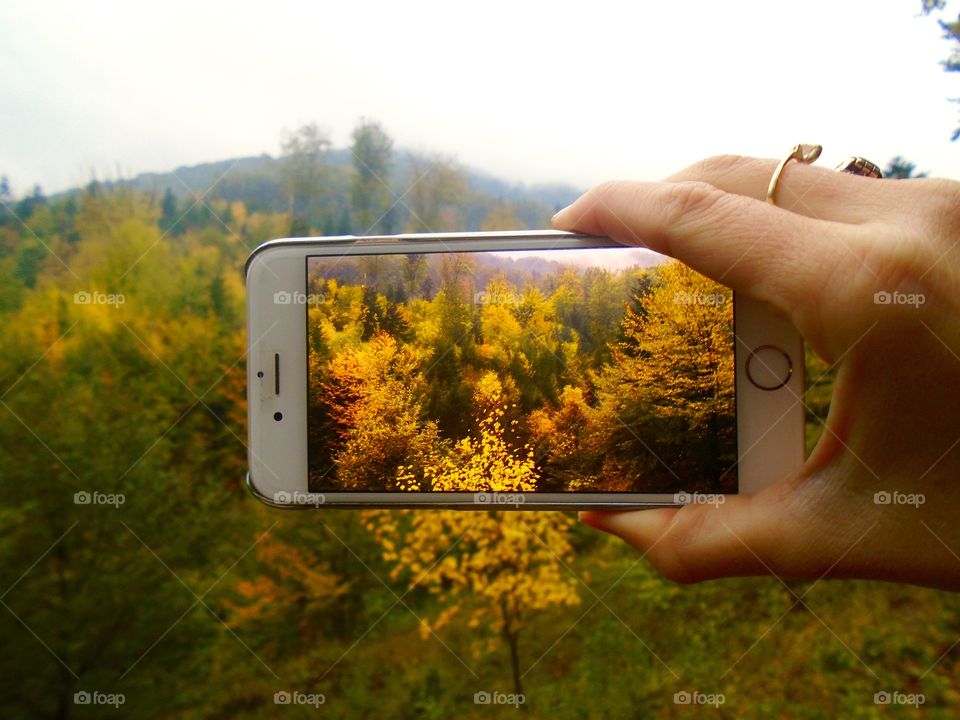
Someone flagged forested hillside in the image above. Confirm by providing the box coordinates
[39,122,580,240]
[0,121,958,718]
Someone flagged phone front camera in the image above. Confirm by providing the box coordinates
[273,412,283,422]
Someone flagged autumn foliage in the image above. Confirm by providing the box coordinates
[307,252,736,496]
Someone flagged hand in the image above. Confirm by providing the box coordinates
[552,154,960,591]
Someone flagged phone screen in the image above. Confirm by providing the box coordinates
[306,247,736,494]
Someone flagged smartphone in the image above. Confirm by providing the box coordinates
[245,231,804,509]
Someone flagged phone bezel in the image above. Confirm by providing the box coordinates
[245,231,805,509]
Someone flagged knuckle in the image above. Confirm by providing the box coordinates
[650,508,709,584]
[927,178,960,238]
[583,180,630,217]
[864,224,937,292]
[659,180,727,225]
[886,177,960,241]
[590,179,626,200]
[690,154,754,178]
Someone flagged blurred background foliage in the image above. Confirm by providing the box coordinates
[0,112,958,718]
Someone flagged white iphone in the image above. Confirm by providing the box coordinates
[245,231,804,509]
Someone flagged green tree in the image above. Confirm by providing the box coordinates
[350,119,394,234]
[883,156,929,178]
[402,254,430,299]
[404,153,468,231]
[0,187,254,718]
[281,122,332,232]
[159,187,178,232]
[15,184,46,219]
[923,0,960,139]
[422,254,476,433]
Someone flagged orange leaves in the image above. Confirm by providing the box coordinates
[316,332,440,491]
[224,536,348,629]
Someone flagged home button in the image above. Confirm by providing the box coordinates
[746,345,793,391]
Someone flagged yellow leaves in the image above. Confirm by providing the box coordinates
[242,211,289,245]
[407,303,442,347]
[616,259,734,425]
[481,304,522,357]
[395,464,421,492]
[480,201,522,231]
[316,332,442,491]
[372,504,580,646]
[229,200,247,228]
[365,440,580,634]
[473,370,504,407]
[70,290,124,335]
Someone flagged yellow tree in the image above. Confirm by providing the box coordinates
[480,200,521,231]
[477,274,570,409]
[320,332,440,491]
[366,372,579,697]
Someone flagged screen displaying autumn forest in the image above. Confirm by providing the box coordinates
[306,247,737,494]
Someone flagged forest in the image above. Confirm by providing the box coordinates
[0,119,958,718]
[306,251,736,495]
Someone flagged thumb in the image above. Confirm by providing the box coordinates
[579,492,810,584]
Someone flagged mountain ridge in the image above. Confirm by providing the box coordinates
[57,151,583,225]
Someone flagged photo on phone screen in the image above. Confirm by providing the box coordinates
[306,247,736,495]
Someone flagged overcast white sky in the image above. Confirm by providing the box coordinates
[1,0,957,196]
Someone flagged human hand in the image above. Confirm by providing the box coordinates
[552,154,960,591]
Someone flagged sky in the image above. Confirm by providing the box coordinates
[497,248,664,270]
[1,0,958,196]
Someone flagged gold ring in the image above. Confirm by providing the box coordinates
[766,143,823,205]
[767,145,884,207]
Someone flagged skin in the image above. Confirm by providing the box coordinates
[551,154,960,591]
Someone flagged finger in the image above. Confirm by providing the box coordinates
[665,154,888,224]
[551,179,852,312]
[578,494,814,584]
